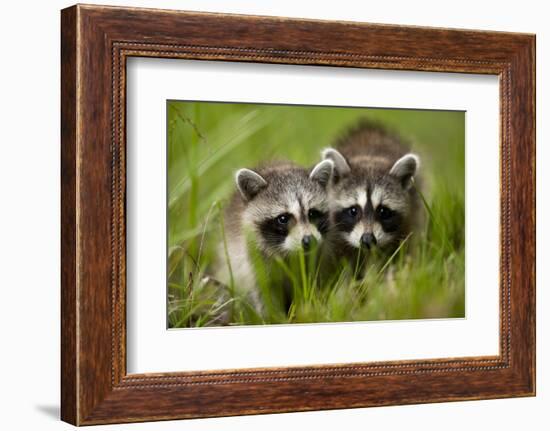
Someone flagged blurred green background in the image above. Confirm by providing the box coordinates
[167,101,465,328]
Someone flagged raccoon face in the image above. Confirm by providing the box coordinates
[235,160,334,256]
[323,149,420,251]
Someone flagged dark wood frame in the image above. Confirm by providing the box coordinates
[61,4,535,426]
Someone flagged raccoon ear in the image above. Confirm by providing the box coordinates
[321,148,351,176]
[235,168,268,201]
[309,159,334,188]
[389,153,420,189]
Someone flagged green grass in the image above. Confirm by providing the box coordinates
[167,101,465,328]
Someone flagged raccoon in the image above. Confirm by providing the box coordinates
[214,159,334,316]
[322,120,422,268]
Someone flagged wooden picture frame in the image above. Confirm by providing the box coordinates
[61,4,535,425]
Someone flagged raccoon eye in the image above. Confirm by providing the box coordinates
[345,206,360,218]
[276,213,291,225]
[376,205,395,220]
[308,209,322,220]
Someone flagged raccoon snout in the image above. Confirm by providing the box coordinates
[302,235,314,250]
[360,233,377,249]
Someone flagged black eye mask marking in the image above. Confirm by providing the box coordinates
[307,208,322,221]
[276,213,291,225]
[376,206,401,233]
[257,213,293,249]
[309,209,330,236]
[334,205,361,233]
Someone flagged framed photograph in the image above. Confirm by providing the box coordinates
[61,4,535,425]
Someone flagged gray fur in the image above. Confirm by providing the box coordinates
[322,120,423,268]
[309,159,334,188]
[235,168,268,201]
[389,154,420,189]
[322,148,351,176]
[215,160,333,317]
